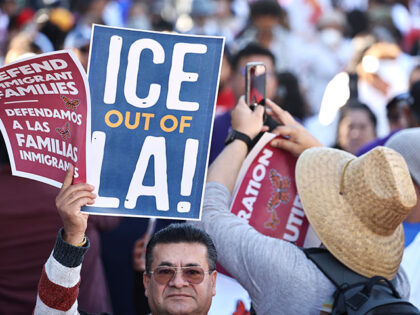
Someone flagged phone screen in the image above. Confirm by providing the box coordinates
[246,62,266,108]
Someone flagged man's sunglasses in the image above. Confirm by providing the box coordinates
[149,266,211,285]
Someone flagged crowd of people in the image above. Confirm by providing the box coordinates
[1,0,420,314]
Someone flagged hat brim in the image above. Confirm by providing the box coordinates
[296,147,404,280]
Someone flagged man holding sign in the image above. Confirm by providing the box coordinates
[199,97,413,314]
[34,166,218,315]
[0,50,117,314]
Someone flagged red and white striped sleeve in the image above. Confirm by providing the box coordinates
[34,228,89,315]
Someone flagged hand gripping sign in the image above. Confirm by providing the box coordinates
[0,51,90,187]
[216,133,320,278]
[84,25,224,220]
[230,133,320,246]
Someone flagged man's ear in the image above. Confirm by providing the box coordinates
[211,270,217,296]
[143,272,150,297]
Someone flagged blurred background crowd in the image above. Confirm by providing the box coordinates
[1,0,420,314]
[1,0,420,155]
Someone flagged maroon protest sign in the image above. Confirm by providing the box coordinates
[0,51,90,187]
[216,133,319,277]
[230,133,316,246]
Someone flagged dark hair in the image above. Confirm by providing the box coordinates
[249,0,285,21]
[338,100,377,131]
[346,9,369,38]
[0,133,9,166]
[274,71,309,120]
[223,44,233,66]
[232,42,276,71]
[386,92,411,124]
[410,80,420,124]
[145,223,217,275]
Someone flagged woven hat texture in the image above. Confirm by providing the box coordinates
[385,128,420,186]
[296,146,417,279]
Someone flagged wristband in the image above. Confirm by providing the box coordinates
[225,129,252,151]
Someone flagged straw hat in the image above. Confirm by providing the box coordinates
[296,146,417,280]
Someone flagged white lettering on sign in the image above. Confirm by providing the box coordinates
[104,35,122,105]
[0,71,73,88]
[125,38,165,108]
[167,43,207,111]
[88,131,200,212]
[25,120,50,133]
[237,148,273,221]
[2,82,78,98]
[178,138,199,213]
[15,133,78,162]
[89,131,120,208]
[12,120,23,130]
[125,136,169,211]
[0,59,68,82]
[19,149,77,176]
[5,107,82,125]
[103,36,207,111]
[283,195,305,242]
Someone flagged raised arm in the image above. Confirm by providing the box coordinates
[34,165,96,314]
[200,98,324,311]
[56,164,96,245]
[207,96,265,193]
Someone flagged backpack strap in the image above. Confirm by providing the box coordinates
[303,248,417,315]
[304,248,370,314]
[303,247,367,287]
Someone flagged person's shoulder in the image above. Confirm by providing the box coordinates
[357,130,400,156]
[394,266,411,300]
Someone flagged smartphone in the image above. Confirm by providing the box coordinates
[245,62,266,109]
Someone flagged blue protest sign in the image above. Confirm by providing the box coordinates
[84,25,224,220]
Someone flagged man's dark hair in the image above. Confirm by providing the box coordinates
[232,42,276,71]
[145,223,217,275]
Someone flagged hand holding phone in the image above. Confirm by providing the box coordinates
[245,62,279,132]
[245,62,266,110]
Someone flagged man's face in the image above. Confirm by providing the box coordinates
[143,242,217,315]
[232,54,277,101]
